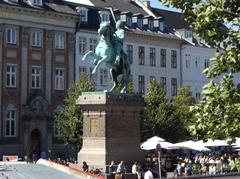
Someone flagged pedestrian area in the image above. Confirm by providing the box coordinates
[0,162,80,179]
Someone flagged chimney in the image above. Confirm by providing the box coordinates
[143,0,151,8]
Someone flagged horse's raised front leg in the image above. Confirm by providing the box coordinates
[92,55,109,74]
[82,51,99,65]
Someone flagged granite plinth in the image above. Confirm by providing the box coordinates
[77,92,144,171]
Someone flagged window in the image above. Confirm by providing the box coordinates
[171,50,177,68]
[5,107,16,137]
[195,87,201,100]
[171,78,177,97]
[32,31,42,47]
[150,47,156,66]
[6,64,16,88]
[160,49,166,67]
[137,17,143,29]
[115,14,120,21]
[185,54,191,69]
[55,68,65,90]
[100,11,110,22]
[204,58,210,69]
[148,19,153,30]
[160,77,166,90]
[150,76,156,83]
[78,7,88,22]
[159,21,164,31]
[139,46,145,65]
[126,45,133,64]
[6,28,17,44]
[126,16,132,27]
[31,66,41,89]
[89,38,97,52]
[79,67,87,77]
[138,75,145,94]
[79,37,87,54]
[185,30,192,38]
[89,68,96,84]
[55,32,65,49]
[32,0,42,6]
[195,56,201,69]
[100,69,108,86]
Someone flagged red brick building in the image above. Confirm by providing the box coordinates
[0,0,78,159]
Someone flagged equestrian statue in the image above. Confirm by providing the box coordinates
[82,20,131,93]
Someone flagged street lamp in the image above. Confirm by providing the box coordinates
[156,144,161,179]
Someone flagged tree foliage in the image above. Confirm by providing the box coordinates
[172,87,196,139]
[141,81,193,142]
[57,74,95,146]
[162,0,240,142]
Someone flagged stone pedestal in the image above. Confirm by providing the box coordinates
[77,92,144,171]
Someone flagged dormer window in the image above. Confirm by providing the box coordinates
[99,11,110,22]
[137,17,143,29]
[159,21,164,31]
[126,16,132,27]
[148,19,153,30]
[77,7,88,23]
[7,0,18,3]
[32,0,42,6]
[185,30,192,38]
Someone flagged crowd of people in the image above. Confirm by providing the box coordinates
[173,152,240,177]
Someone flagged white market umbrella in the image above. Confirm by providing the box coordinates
[146,136,165,142]
[140,140,174,150]
[170,140,211,151]
[200,139,229,147]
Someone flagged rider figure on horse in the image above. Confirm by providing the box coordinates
[113,20,125,65]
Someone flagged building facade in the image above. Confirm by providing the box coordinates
[71,0,182,98]
[0,0,77,158]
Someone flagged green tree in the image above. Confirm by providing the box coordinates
[162,0,240,142]
[172,87,196,139]
[113,76,135,93]
[57,74,95,146]
[141,80,186,142]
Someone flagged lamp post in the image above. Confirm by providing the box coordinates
[156,144,161,179]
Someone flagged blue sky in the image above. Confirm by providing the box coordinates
[149,0,181,12]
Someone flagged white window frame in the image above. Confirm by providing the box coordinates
[126,45,133,64]
[6,27,17,44]
[32,0,42,6]
[138,75,145,94]
[55,32,65,50]
[185,54,191,69]
[160,49,166,68]
[5,107,16,137]
[139,46,145,65]
[171,50,177,69]
[79,37,87,54]
[100,69,108,86]
[6,64,17,88]
[171,78,177,97]
[31,31,42,47]
[31,66,41,89]
[77,7,88,22]
[89,38,97,52]
[100,11,110,22]
[55,68,65,90]
[150,47,156,66]
[160,77,167,90]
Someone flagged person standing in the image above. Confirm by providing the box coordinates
[132,162,141,179]
[82,161,89,172]
[144,168,153,179]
